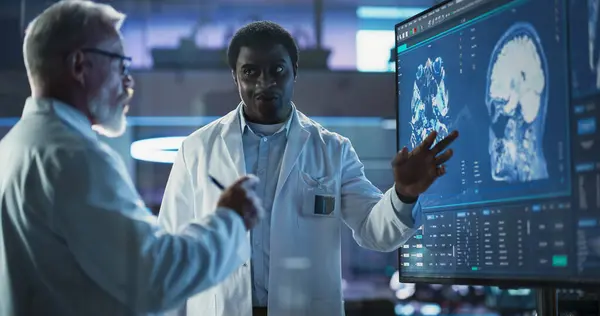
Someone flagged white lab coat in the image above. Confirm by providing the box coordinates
[159,105,420,316]
[0,98,251,316]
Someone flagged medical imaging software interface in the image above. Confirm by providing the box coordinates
[397,0,600,283]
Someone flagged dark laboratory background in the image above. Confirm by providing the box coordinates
[0,0,598,315]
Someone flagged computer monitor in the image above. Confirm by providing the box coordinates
[396,0,600,287]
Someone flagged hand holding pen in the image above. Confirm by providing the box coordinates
[213,174,264,230]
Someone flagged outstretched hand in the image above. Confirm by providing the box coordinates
[392,130,459,199]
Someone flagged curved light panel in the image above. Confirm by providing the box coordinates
[130,136,185,163]
[128,117,397,164]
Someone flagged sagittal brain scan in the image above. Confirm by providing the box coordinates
[397,0,570,209]
[410,57,451,149]
[486,23,549,183]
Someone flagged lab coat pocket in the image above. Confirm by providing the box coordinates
[299,172,338,218]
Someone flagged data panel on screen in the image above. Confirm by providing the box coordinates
[397,0,570,210]
[569,0,600,98]
[394,0,600,285]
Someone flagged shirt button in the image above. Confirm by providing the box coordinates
[262,138,268,142]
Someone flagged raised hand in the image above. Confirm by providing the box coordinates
[392,130,459,199]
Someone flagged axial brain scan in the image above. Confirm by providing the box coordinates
[410,57,450,149]
[486,22,549,183]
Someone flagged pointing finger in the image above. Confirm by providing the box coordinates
[419,130,438,153]
[434,149,454,165]
[392,147,410,166]
[431,130,459,155]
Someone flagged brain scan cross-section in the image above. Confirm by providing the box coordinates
[410,57,450,149]
[486,22,549,183]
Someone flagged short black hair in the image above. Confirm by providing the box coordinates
[227,21,299,71]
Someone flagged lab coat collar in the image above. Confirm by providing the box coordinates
[220,102,311,195]
[221,101,311,132]
[22,97,97,141]
[238,101,294,138]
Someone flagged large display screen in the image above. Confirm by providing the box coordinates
[396,0,600,286]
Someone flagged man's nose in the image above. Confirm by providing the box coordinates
[123,74,134,90]
[257,73,276,88]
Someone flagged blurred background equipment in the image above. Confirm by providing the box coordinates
[300,0,331,69]
[556,288,600,316]
[152,5,229,70]
[151,0,331,70]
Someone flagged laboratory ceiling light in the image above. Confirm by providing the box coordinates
[130,136,185,164]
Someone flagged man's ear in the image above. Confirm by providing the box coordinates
[293,63,298,80]
[231,69,238,85]
[68,50,87,85]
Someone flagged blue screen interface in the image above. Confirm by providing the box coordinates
[397,0,600,284]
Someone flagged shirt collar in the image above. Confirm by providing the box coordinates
[22,97,97,141]
[238,102,295,137]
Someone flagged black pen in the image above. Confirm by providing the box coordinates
[209,175,225,191]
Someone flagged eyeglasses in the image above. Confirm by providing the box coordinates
[81,48,132,76]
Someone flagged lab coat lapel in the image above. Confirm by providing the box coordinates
[220,109,246,178]
[275,111,310,198]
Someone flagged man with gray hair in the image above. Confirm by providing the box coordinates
[0,1,264,315]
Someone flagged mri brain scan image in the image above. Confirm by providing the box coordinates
[410,57,451,149]
[486,22,549,183]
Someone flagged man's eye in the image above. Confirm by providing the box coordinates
[243,68,256,76]
[275,66,284,73]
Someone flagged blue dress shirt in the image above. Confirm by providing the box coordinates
[240,108,291,307]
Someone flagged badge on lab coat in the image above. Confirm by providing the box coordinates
[302,186,336,217]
